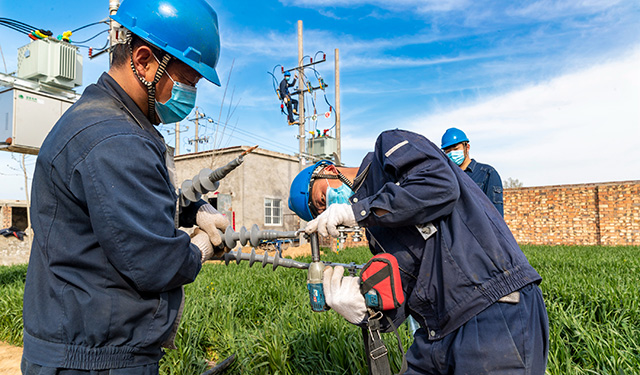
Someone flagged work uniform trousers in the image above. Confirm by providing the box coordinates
[21,358,159,375]
[405,283,549,375]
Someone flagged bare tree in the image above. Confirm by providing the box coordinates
[21,154,33,247]
[503,177,524,188]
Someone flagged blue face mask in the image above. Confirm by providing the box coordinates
[447,150,465,166]
[155,72,197,124]
[326,182,354,206]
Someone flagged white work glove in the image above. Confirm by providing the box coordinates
[305,203,357,237]
[190,228,214,263]
[196,203,230,248]
[323,266,367,325]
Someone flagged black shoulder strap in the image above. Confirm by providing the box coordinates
[361,311,407,375]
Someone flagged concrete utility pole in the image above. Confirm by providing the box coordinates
[296,21,306,242]
[108,0,120,67]
[297,20,305,169]
[334,48,341,163]
[175,123,180,155]
[194,108,200,153]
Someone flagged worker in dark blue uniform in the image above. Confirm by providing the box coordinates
[279,70,298,122]
[289,129,548,375]
[279,70,298,124]
[441,127,504,216]
[21,1,231,374]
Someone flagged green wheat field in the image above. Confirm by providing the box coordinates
[1,245,639,374]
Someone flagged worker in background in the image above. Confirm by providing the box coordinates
[21,1,230,374]
[441,127,504,216]
[279,70,298,124]
[288,129,548,374]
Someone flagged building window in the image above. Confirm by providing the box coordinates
[264,198,282,226]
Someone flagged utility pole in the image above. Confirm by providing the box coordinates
[108,0,120,67]
[175,123,180,155]
[194,107,200,153]
[334,48,341,164]
[297,20,305,169]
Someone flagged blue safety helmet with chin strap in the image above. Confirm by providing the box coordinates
[288,160,335,222]
[441,127,470,149]
[111,0,221,86]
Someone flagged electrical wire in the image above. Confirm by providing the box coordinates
[204,123,299,155]
[71,29,109,45]
[0,18,38,35]
[71,20,108,33]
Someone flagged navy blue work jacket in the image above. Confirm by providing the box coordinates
[349,129,541,340]
[465,159,504,216]
[23,73,204,370]
[279,77,296,99]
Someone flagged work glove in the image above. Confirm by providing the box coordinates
[324,266,367,325]
[305,203,357,237]
[191,228,214,263]
[196,203,230,248]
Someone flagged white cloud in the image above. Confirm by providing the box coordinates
[407,48,640,187]
[507,0,624,20]
[281,0,469,12]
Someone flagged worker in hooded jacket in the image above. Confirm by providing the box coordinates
[288,129,549,374]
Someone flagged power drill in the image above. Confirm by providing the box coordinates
[307,232,328,312]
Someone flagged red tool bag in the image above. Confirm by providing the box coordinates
[360,253,404,311]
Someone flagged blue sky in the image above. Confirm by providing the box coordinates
[1,0,639,200]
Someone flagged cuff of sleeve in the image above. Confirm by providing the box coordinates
[179,199,207,228]
[351,197,374,226]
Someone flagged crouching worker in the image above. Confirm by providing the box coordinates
[288,129,549,375]
[22,1,230,374]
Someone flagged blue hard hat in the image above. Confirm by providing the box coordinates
[284,71,291,77]
[288,160,334,221]
[111,0,221,86]
[441,127,469,149]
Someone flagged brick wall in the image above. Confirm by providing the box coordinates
[504,180,639,246]
[1,206,11,228]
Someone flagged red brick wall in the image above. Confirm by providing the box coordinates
[504,181,639,246]
[1,206,12,229]
[314,181,639,249]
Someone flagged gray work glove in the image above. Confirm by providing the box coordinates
[305,203,357,237]
[323,265,367,325]
[196,203,230,247]
[191,228,214,263]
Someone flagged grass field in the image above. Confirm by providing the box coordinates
[1,245,639,374]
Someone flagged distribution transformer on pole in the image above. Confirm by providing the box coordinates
[0,37,82,154]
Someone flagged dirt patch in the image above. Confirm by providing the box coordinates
[236,243,317,259]
[205,243,333,265]
[0,342,22,374]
